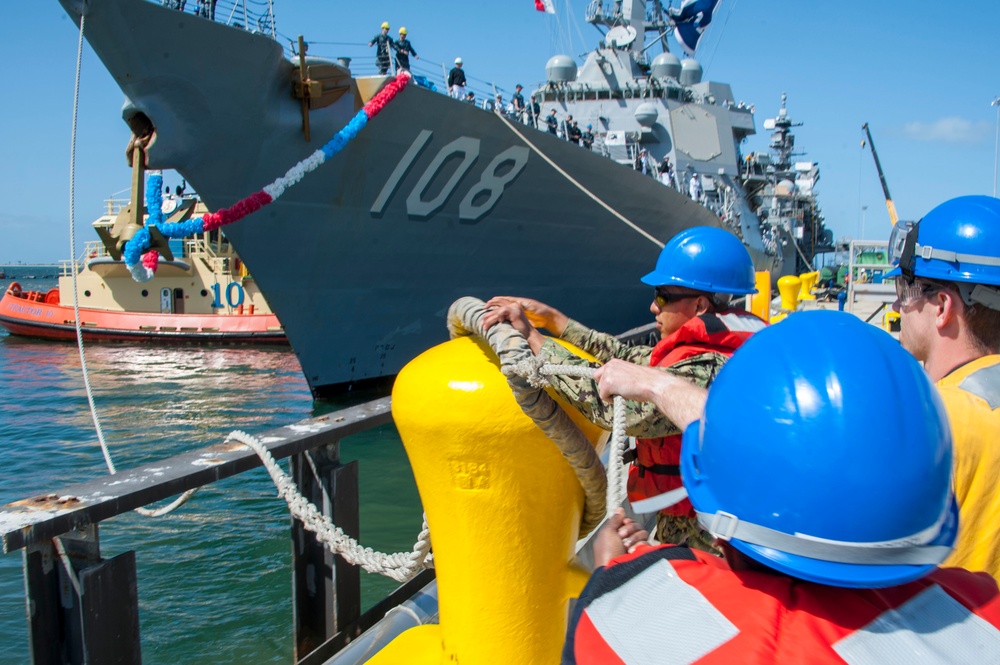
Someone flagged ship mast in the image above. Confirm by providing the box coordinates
[585,0,674,64]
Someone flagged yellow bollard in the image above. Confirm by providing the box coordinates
[748,270,772,323]
[369,335,606,665]
[797,271,818,301]
[772,275,802,323]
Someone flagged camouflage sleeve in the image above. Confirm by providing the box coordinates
[559,319,652,365]
[538,341,729,437]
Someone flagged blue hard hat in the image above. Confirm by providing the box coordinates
[886,196,1000,287]
[680,311,957,589]
[641,226,757,294]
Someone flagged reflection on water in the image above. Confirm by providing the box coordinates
[0,326,423,664]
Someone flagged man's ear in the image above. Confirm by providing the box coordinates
[696,295,712,315]
[933,288,962,332]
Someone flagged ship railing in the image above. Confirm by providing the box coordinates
[290,39,513,111]
[0,397,436,665]
[59,241,114,277]
[154,0,277,39]
[103,197,131,216]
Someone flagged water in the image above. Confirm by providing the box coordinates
[0,275,423,663]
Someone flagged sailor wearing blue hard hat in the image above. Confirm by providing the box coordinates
[563,311,1000,665]
[888,195,1000,582]
[484,226,766,551]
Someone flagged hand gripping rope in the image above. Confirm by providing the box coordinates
[447,297,630,535]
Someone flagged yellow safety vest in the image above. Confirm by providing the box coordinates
[939,354,1000,581]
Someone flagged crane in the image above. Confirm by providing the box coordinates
[861,123,899,226]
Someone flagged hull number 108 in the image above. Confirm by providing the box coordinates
[371,129,529,223]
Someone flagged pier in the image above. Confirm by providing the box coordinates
[0,396,434,664]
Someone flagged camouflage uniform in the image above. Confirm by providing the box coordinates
[539,318,727,554]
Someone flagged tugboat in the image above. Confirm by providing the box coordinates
[0,193,285,344]
[54,0,830,395]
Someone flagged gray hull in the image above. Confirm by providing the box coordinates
[58,0,772,397]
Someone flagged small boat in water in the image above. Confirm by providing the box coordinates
[0,195,286,344]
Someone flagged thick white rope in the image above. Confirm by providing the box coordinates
[501,362,630,517]
[67,15,196,518]
[225,308,632,580]
[448,298,608,535]
[227,430,433,583]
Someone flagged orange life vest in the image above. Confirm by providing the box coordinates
[565,544,1000,664]
[629,310,766,517]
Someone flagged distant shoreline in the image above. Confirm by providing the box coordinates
[0,264,59,267]
[1,265,62,280]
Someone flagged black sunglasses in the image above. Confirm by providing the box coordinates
[653,288,701,308]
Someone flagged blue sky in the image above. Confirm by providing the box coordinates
[3,0,999,263]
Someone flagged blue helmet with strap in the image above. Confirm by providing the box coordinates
[680,310,957,588]
[887,195,1000,309]
[641,226,757,294]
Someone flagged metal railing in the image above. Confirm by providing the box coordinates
[1,397,433,665]
[156,0,276,38]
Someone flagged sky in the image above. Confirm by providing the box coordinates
[3,0,1000,263]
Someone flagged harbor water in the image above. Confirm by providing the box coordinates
[0,271,424,663]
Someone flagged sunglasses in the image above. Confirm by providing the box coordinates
[653,288,701,308]
[893,279,940,307]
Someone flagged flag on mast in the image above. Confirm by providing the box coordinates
[534,0,555,14]
[669,0,721,55]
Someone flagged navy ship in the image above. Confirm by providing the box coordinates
[56,0,829,397]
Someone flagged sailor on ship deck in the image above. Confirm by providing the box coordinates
[369,22,394,76]
[448,57,467,99]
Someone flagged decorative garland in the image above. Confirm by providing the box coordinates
[124,71,412,282]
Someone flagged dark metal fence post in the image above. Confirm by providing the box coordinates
[23,525,140,664]
[292,443,361,662]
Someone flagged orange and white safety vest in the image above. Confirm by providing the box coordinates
[564,544,1000,664]
[630,310,766,517]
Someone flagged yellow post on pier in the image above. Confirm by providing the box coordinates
[797,271,819,301]
[370,335,605,664]
[772,275,802,323]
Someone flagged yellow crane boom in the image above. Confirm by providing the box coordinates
[862,123,899,226]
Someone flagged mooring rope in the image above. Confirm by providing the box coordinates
[122,71,412,282]
[496,113,665,249]
[500,358,631,518]
[228,430,433,583]
[67,15,197,518]
[447,297,631,532]
[232,298,634,580]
